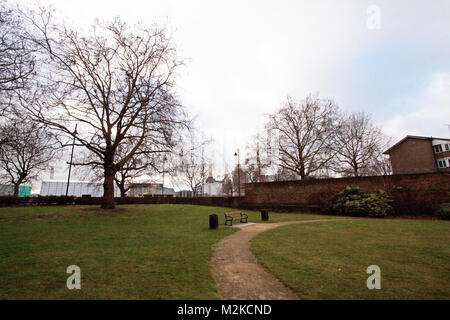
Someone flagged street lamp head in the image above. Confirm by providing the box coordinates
[234,152,237,157]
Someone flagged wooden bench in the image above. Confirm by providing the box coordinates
[224,211,248,226]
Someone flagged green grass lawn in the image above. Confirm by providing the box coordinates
[251,218,450,300]
[0,204,327,299]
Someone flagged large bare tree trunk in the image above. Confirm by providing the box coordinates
[102,165,116,209]
[119,186,127,198]
[13,183,20,198]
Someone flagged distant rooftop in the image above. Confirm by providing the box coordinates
[384,135,450,154]
[41,180,102,184]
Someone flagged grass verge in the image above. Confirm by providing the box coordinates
[251,218,450,299]
[0,204,325,299]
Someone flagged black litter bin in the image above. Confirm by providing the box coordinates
[261,209,269,221]
[209,213,218,229]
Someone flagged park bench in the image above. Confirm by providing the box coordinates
[224,211,248,226]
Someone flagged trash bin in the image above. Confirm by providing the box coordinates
[261,209,269,221]
[209,213,218,230]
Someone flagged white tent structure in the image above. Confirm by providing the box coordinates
[40,180,119,197]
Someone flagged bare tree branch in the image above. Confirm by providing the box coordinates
[0,115,60,196]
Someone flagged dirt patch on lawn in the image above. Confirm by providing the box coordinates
[13,207,131,222]
[31,215,57,221]
[79,206,130,215]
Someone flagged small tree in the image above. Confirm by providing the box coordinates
[243,133,271,183]
[111,141,169,197]
[114,154,152,197]
[221,174,233,197]
[174,145,208,196]
[0,117,59,196]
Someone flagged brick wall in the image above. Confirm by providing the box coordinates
[76,195,245,209]
[243,172,450,216]
[3,173,448,217]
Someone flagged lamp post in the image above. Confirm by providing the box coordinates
[162,155,167,197]
[234,149,240,197]
[65,124,78,196]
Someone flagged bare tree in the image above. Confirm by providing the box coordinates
[368,152,393,176]
[231,164,246,196]
[332,112,392,177]
[174,144,208,197]
[221,174,233,197]
[266,95,339,179]
[114,157,150,197]
[113,142,165,197]
[243,133,271,183]
[271,166,299,182]
[0,116,58,196]
[75,139,172,197]
[20,10,189,208]
[0,1,36,113]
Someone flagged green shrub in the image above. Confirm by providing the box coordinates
[436,203,450,220]
[332,186,392,217]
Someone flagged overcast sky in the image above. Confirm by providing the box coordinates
[13,0,450,190]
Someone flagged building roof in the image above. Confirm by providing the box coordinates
[383,135,450,154]
[205,176,220,184]
[41,180,103,185]
[128,182,161,188]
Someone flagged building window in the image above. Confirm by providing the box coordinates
[438,159,449,168]
[446,144,450,151]
[434,144,443,153]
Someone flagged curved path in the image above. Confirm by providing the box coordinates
[210,219,344,300]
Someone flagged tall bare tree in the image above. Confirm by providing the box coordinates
[0,116,58,196]
[20,10,188,208]
[266,95,339,179]
[332,112,392,177]
[0,1,36,113]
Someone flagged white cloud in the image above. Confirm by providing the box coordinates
[382,72,450,140]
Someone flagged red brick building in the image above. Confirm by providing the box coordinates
[384,135,450,174]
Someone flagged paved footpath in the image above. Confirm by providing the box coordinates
[210,219,344,300]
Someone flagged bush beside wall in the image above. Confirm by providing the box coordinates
[331,186,392,218]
